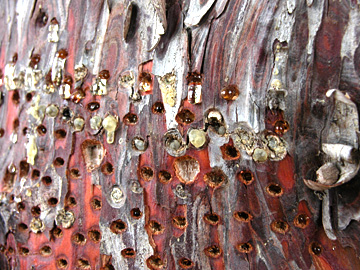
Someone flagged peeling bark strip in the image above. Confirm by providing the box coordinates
[1,0,360,270]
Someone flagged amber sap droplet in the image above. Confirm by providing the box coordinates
[12,53,18,63]
[35,10,48,27]
[310,242,322,256]
[71,89,86,103]
[30,54,41,68]
[62,107,72,121]
[123,113,138,125]
[187,72,202,104]
[87,102,100,112]
[152,101,165,114]
[130,208,142,219]
[294,213,310,229]
[57,49,68,59]
[274,120,289,135]
[99,70,110,79]
[139,72,152,92]
[221,84,240,100]
[63,75,73,85]
[36,125,47,136]
[175,109,195,125]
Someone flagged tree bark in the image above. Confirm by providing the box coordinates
[1,0,360,269]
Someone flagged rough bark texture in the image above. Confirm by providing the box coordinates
[1,0,360,269]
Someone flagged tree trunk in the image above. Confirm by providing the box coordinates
[1,0,360,269]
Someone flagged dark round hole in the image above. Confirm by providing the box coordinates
[18,223,28,232]
[203,213,220,226]
[91,198,102,210]
[31,206,41,217]
[77,258,91,269]
[139,166,154,181]
[57,258,68,269]
[48,197,59,206]
[178,257,194,269]
[110,219,127,234]
[204,245,222,258]
[234,211,252,222]
[31,169,40,180]
[147,220,164,235]
[70,168,81,179]
[12,90,20,104]
[172,216,187,229]
[53,157,65,167]
[51,226,63,239]
[88,230,101,243]
[238,170,254,185]
[266,183,283,197]
[66,196,77,208]
[54,129,67,139]
[41,176,52,186]
[271,220,289,234]
[221,144,240,160]
[0,128,4,138]
[101,162,114,175]
[62,107,72,121]
[17,202,26,211]
[13,118,19,130]
[72,233,86,245]
[237,242,253,253]
[158,170,172,184]
[19,247,29,256]
[204,169,227,188]
[25,92,33,102]
[19,160,30,178]
[39,245,52,257]
[146,255,164,269]
[121,248,136,258]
